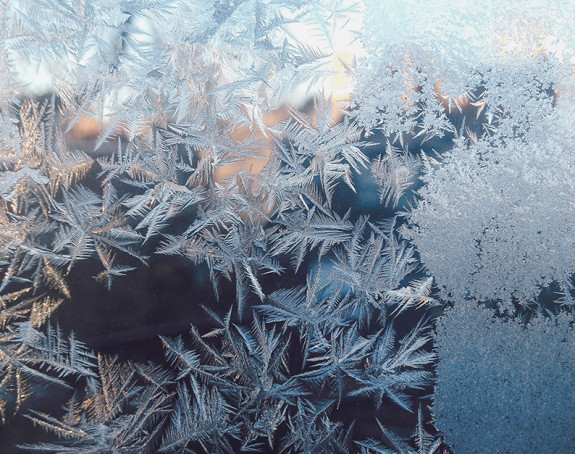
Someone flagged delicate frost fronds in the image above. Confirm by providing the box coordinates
[1,0,574,453]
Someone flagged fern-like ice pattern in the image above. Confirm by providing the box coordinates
[1,1,574,453]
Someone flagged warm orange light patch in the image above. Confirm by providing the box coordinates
[331,52,353,95]
[216,51,357,183]
[213,106,292,182]
[434,81,469,111]
[65,97,348,186]
[66,116,100,143]
[329,51,354,124]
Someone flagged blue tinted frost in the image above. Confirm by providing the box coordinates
[0,1,574,453]
[434,304,575,454]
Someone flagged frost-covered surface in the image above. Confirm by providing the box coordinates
[434,303,575,454]
[400,56,575,305]
[357,1,575,308]
[0,0,574,453]
[403,128,575,304]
